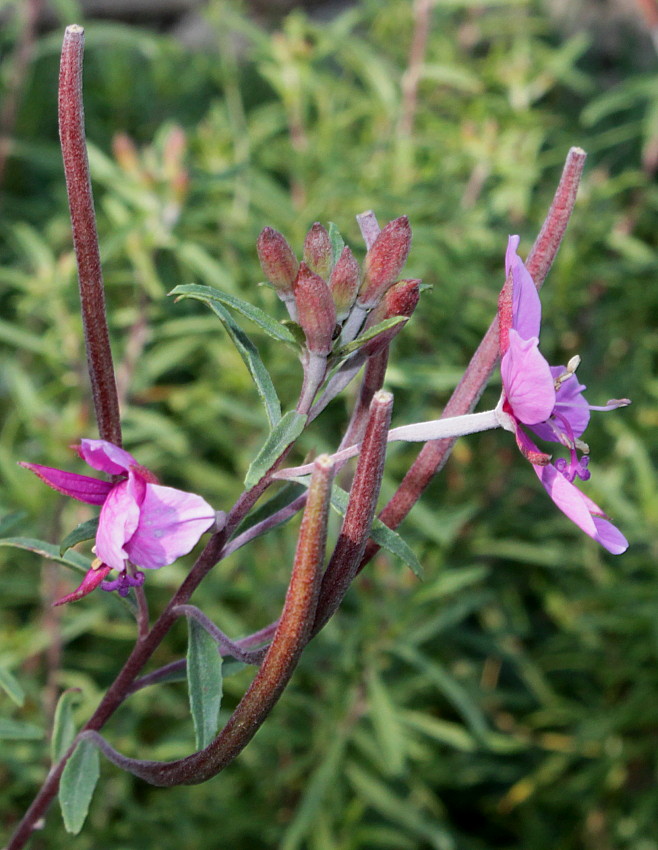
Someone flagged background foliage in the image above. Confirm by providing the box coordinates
[0,0,656,847]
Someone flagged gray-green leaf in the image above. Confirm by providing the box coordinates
[60,518,99,556]
[59,738,100,834]
[170,283,297,345]
[330,486,423,579]
[192,298,282,428]
[0,666,25,706]
[0,537,92,576]
[328,222,345,267]
[51,689,81,764]
[187,617,223,750]
[0,718,43,740]
[244,410,307,489]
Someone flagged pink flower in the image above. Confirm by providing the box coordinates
[21,439,216,601]
[497,237,629,554]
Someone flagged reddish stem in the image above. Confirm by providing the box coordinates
[359,147,587,564]
[59,25,122,446]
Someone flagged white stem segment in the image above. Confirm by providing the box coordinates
[275,408,503,480]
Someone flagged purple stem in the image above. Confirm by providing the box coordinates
[79,456,335,787]
[59,25,122,447]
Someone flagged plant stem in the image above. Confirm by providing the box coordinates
[358,147,587,565]
[59,25,122,447]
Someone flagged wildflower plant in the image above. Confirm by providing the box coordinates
[3,24,631,848]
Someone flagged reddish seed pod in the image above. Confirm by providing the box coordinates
[303,223,332,280]
[257,227,299,295]
[357,215,412,309]
[329,245,360,321]
[293,263,338,355]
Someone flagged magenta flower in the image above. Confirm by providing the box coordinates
[497,236,629,554]
[21,439,216,601]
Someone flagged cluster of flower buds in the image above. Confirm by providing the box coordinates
[256,216,419,359]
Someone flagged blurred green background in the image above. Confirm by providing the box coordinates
[1,0,656,847]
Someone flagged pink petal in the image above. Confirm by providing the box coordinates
[530,367,591,443]
[124,483,215,569]
[77,439,138,475]
[506,237,541,340]
[19,462,112,505]
[501,330,555,425]
[95,478,143,570]
[53,563,113,606]
[533,463,628,554]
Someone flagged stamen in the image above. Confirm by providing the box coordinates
[554,354,581,390]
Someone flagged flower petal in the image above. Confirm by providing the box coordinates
[506,236,542,340]
[124,483,215,570]
[19,462,112,505]
[530,367,591,443]
[533,463,628,554]
[77,439,138,475]
[95,478,143,570]
[501,330,555,425]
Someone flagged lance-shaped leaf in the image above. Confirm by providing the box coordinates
[187,616,223,750]
[0,667,24,707]
[328,221,345,266]
[51,689,81,763]
[195,298,282,428]
[245,410,307,488]
[170,284,297,345]
[59,738,100,834]
[328,486,423,579]
[60,517,99,556]
[313,390,393,633]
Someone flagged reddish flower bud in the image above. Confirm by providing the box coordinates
[293,263,337,355]
[360,278,420,356]
[357,215,411,308]
[257,227,299,295]
[303,222,332,280]
[329,245,360,321]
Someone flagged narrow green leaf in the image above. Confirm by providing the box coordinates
[0,537,92,575]
[327,222,345,267]
[60,518,99,556]
[329,486,423,579]
[244,411,307,489]
[187,618,223,750]
[367,669,406,776]
[191,298,282,428]
[0,718,44,740]
[170,283,297,344]
[51,689,81,764]
[336,316,407,357]
[0,666,25,707]
[59,739,100,835]
[0,511,27,535]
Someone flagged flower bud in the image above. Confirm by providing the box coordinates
[303,222,332,280]
[357,215,411,309]
[293,263,337,355]
[257,227,299,296]
[359,278,420,356]
[329,245,360,321]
